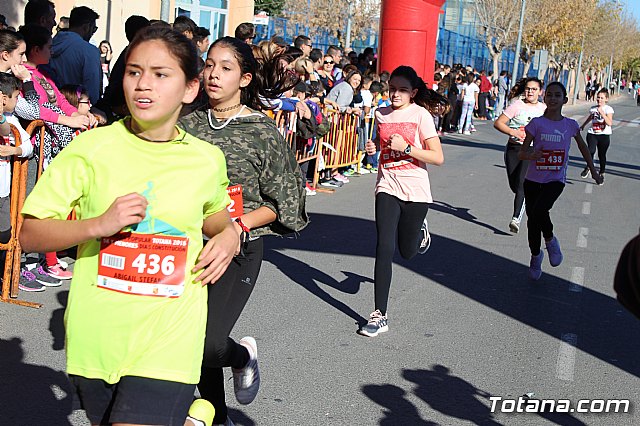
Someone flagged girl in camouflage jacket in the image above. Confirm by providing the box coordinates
[179,36,307,425]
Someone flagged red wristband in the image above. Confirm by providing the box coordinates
[236,217,250,233]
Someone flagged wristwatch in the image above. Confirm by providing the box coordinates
[404,144,412,155]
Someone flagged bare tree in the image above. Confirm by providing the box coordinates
[283,0,379,48]
[474,0,521,77]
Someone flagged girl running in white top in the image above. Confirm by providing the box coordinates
[580,88,614,185]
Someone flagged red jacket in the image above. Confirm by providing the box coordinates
[480,75,492,93]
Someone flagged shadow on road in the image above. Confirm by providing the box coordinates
[227,408,256,426]
[403,364,502,425]
[266,250,369,326]
[362,383,439,425]
[430,201,510,235]
[49,290,68,351]
[0,337,75,425]
[267,213,640,381]
[362,364,587,426]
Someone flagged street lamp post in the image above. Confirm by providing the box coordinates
[511,0,526,88]
[161,0,171,22]
[345,0,353,50]
[572,34,585,105]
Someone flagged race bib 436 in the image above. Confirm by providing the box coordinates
[97,232,188,297]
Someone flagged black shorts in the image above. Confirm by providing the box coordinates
[70,375,195,425]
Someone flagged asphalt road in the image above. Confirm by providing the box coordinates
[1,95,639,426]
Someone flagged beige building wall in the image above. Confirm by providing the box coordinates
[227,0,255,37]
[1,0,177,60]
[1,0,256,56]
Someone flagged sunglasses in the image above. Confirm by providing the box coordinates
[324,60,334,65]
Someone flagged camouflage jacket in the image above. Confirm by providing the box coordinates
[179,109,308,238]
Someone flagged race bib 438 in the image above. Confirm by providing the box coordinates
[98,232,188,297]
[536,149,565,171]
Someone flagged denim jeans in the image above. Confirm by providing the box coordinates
[461,100,475,131]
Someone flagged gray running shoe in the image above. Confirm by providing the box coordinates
[233,337,260,405]
[30,265,63,287]
[358,310,389,337]
[19,269,45,292]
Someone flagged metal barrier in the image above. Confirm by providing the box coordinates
[272,109,364,192]
[0,124,41,309]
[320,110,363,171]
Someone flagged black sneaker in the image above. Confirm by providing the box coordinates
[580,168,590,178]
[418,217,431,254]
[598,172,605,186]
[29,265,63,287]
[19,269,45,292]
[319,178,343,188]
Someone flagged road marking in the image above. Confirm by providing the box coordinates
[628,116,640,127]
[582,201,591,215]
[556,333,578,381]
[577,227,588,248]
[585,184,593,194]
[577,227,589,247]
[570,267,584,292]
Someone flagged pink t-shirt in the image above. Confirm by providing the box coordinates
[502,99,546,144]
[374,103,438,202]
[524,116,579,184]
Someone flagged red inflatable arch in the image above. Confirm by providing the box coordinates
[378,0,445,86]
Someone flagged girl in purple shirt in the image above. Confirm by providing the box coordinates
[518,82,601,281]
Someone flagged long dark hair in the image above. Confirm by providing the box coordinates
[390,65,449,115]
[508,77,542,100]
[209,36,298,110]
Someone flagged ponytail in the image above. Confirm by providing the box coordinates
[390,66,449,116]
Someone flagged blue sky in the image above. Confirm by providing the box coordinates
[627,0,640,22]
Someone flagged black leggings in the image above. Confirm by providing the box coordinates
[199,238,263,423]
[586,133,611,173]
[523,180,564,255]
[504,142,529,221]
[374,192,429,315]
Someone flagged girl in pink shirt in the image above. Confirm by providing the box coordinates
[19,25,97,169]
[360,66,447,337]
[519,82,601,281]
[494,77,545,233]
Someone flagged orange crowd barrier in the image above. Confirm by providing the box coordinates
[271,108,365,193]
[274,110,321,189]
[0,124,41,309]
[319,109,363,171]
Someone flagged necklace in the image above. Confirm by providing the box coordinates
[212,103,242,113]
[207,105,247,130]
